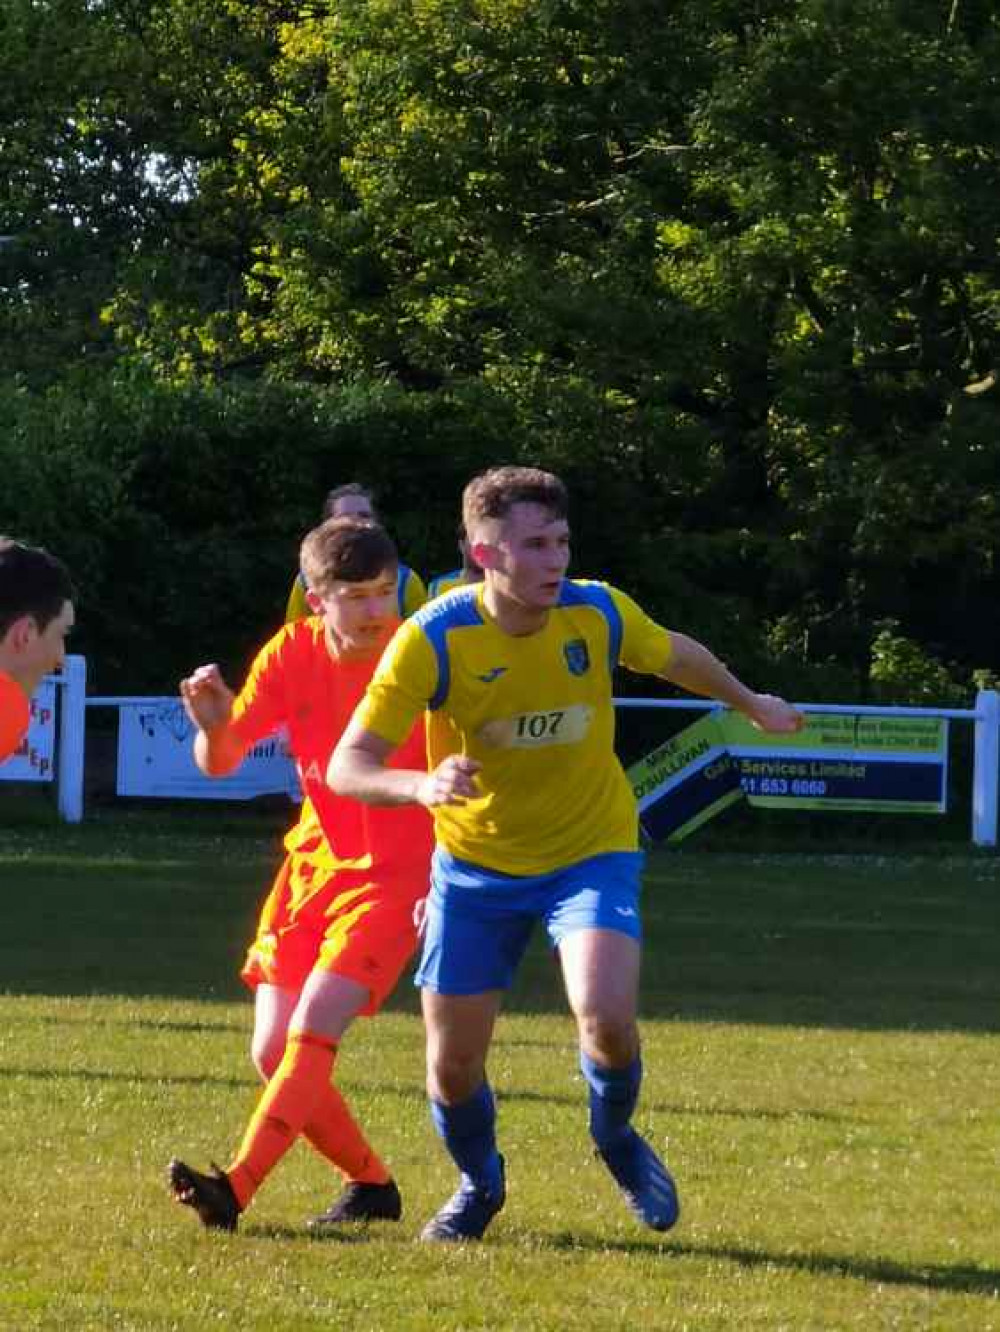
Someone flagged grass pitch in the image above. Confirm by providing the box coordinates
[1,816,998,1330]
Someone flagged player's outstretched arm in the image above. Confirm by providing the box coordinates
[179,664,246,776]
[661,633,804,734]
[329,719,481,808]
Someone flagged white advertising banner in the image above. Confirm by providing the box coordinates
[0,678,57,783]
[116,699,300,800]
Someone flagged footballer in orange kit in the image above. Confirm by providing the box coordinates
[0,538,75,762]
[167,516,433,1233]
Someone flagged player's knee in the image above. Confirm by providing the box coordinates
[426,1048,484,1103]
[576,1012,638,1067]
[251,1032,285,1081]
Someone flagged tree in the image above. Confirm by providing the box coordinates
[6,1,1000,691]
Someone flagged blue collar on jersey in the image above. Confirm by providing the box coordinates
[412,580,622,712]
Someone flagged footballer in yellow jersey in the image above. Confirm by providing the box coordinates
[427,524,483,600]
[360,579,672,876]
[284,481,426,623]
[285,563,425,623]
[329,465,803,1244]
[425,568,465,599]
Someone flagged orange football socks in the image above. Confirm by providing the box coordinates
[226,1030,334,1209]
[303,1082,391,1186]
[226,1030,389,1210]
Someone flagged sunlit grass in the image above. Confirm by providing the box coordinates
[1,822,998,1330]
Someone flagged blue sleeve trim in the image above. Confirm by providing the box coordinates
[412,588,483,711]
[557,580,622,673]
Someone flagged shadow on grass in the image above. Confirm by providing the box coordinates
[3,839,999,1034]
[128,1017,248,1035]
[16,1013,246,1035]
[0,1062,854,1125]
[243,1223,367,1244]
[540,1231,1000,1297]
[0,1063,260,1092]
[496,1086,851,1122]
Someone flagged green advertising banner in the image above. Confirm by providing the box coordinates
[720,713,948,813]
[626,713,743,843]
[626,710,949,842]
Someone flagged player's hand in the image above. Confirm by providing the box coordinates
[745,693,806,734]
[415,754,482,807]
[179,663,235,733]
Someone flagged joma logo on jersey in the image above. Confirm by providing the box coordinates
[477,666,508,683]
[563,639,590,676]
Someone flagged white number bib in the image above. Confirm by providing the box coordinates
[477,704,593,750]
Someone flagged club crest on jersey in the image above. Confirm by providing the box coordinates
[563,638,590,676]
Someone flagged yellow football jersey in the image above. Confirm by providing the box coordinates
[427,568,467,600]
[357,580,673,876]
[284,564,427,624]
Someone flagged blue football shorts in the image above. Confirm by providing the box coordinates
[415,848,644,995]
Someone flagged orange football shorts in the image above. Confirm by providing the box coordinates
[240,849,426,1016]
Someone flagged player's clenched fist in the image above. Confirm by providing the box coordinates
[416,754,482,807]
[746,693,806,735]
[179,663,235,732]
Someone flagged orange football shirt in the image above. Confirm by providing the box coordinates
[0,670,30,762]
[227,618,432,877]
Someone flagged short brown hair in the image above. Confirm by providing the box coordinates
[0,538,75,637]
[299,517,397,596]
[462,466,568,535]
[322,482,376,520]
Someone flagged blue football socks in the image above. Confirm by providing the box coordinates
[580,1050,679,1231]
[429,1082,504,1196]
[580,1050,642,1151]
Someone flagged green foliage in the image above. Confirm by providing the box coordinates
[868,620,968,705]
[0,371,524,690]
[4,1,1000,693]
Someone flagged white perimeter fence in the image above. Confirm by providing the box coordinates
[3,655,998,847]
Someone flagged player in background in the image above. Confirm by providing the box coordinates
[427,522,483,600]
[285,483,426,623]
[328,465,804,1242]
[168,518,433,1233]
[0,538,75,761]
